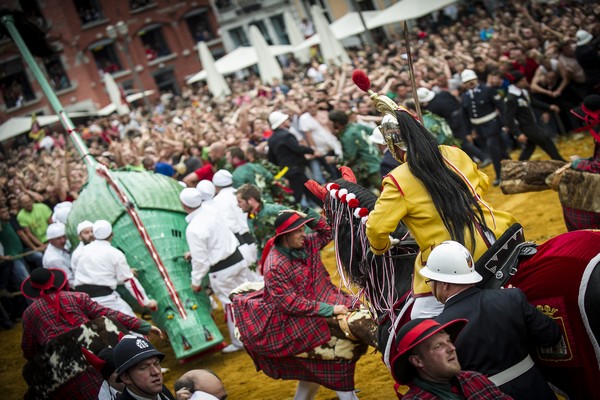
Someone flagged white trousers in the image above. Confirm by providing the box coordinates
[410,295,445,319]
[294,381,358,400]
[94,291,136,317]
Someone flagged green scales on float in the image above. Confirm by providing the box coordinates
[0,12,223,359]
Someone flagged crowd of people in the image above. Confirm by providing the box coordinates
[0,0,599,398]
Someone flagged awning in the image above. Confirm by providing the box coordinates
[368,0,457,29]
[295,10,380,50]
[186,45,294,84]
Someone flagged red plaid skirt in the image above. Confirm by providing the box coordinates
[247,348,357,391]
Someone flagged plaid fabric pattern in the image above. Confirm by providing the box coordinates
[247,347,356,391]
[563,206,600,231]
[234,217,354,358]
[401,371,512,399]
[22,291,142,360]
[572,142,600,173]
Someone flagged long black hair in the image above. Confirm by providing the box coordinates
[396,110,488,251]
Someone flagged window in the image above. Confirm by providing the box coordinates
[153,69,179,95]
[229,27,249,47]
[185,8,216,43]
[90,41,123,75]
[252,20,273,45]
[138,25,171,61]
[0,58,36,109]
[129,0,155,11]
[214,0,233,11]
[19,0,48,31]
[270,14,290,44]
[44,55,71,91]
[73,0,104,25]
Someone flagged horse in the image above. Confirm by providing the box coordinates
[305,167,600,400]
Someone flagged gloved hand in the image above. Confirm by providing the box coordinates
[389,235,400,247]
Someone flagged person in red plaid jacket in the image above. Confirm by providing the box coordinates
[563,94,600,230]
[390,318,512,400]
[233,209,361,400]
[20,268,162,400]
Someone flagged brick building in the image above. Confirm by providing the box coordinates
[0,0,385,122]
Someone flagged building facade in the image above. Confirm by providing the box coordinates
[0,0,387,121]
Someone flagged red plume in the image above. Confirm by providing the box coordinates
[339,166,357,183]
[305,180,327,201]
[81,347,106,371]
[352,70,371,92]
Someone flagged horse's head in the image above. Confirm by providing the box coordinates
[306,167,417,321]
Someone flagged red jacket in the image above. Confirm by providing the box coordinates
[234,217,354,357]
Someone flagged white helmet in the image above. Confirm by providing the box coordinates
[460,69,478,83]
[420,241,482,284]
[268,111,289,130]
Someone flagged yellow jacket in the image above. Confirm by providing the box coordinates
[366,145,518,295]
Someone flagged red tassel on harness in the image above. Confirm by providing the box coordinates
[126,278,146,307]
[352,70,371,92]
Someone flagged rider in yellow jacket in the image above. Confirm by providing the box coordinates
[367,144,517,297]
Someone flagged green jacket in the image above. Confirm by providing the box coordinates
[339,123,381,175]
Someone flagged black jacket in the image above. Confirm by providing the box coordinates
[504,85,550,138]
[435,286,561,400]
[267,127,314,169]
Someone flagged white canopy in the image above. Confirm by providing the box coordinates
[295,10,380,50]
[368,0,457,29]
[284,11,310,64]
[248,25,283,85]
[197,41,232,98]
[310,5,351,66]
[0,112,90,142]
[126,90,155,103]
[186,45,294,85]
[103,73,130,116]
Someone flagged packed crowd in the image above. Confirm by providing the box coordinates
[0,0,599,398]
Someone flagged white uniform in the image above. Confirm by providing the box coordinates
[70,241,85,277]
[74,239,151,317]
[212,187,258,268]
[186,200,254,347]
[42,244,74,289]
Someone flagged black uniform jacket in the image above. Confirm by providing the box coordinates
[267,127,314,169]
[435,287,561,400]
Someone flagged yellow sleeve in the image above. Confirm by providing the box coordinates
[366,176,408,255]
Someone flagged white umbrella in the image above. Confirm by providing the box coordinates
[126,90,155,103]
[248,25,283,85]
[197,41,232,98]
[186,45,294,84]
[102,73,130,116]
[368,0,457,28]
[310,5,351,67]
[295,11,381,50]
[283,11,310,65]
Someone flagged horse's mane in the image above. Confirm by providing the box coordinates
[320,178,416,321]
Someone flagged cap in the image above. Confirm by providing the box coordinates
[196,180,216,201]
[46,222,66,240]
[93,220,113,240]
[268,111,289,130]
[113,335,165,381]
[390,318,467,384]
[180,187,203,208]
[77,220,94,235]
[212,169,233,188]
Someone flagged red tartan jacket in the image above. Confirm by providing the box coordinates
[400,371,513,400]
[234,217,354,358]
[22,291,143,360]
